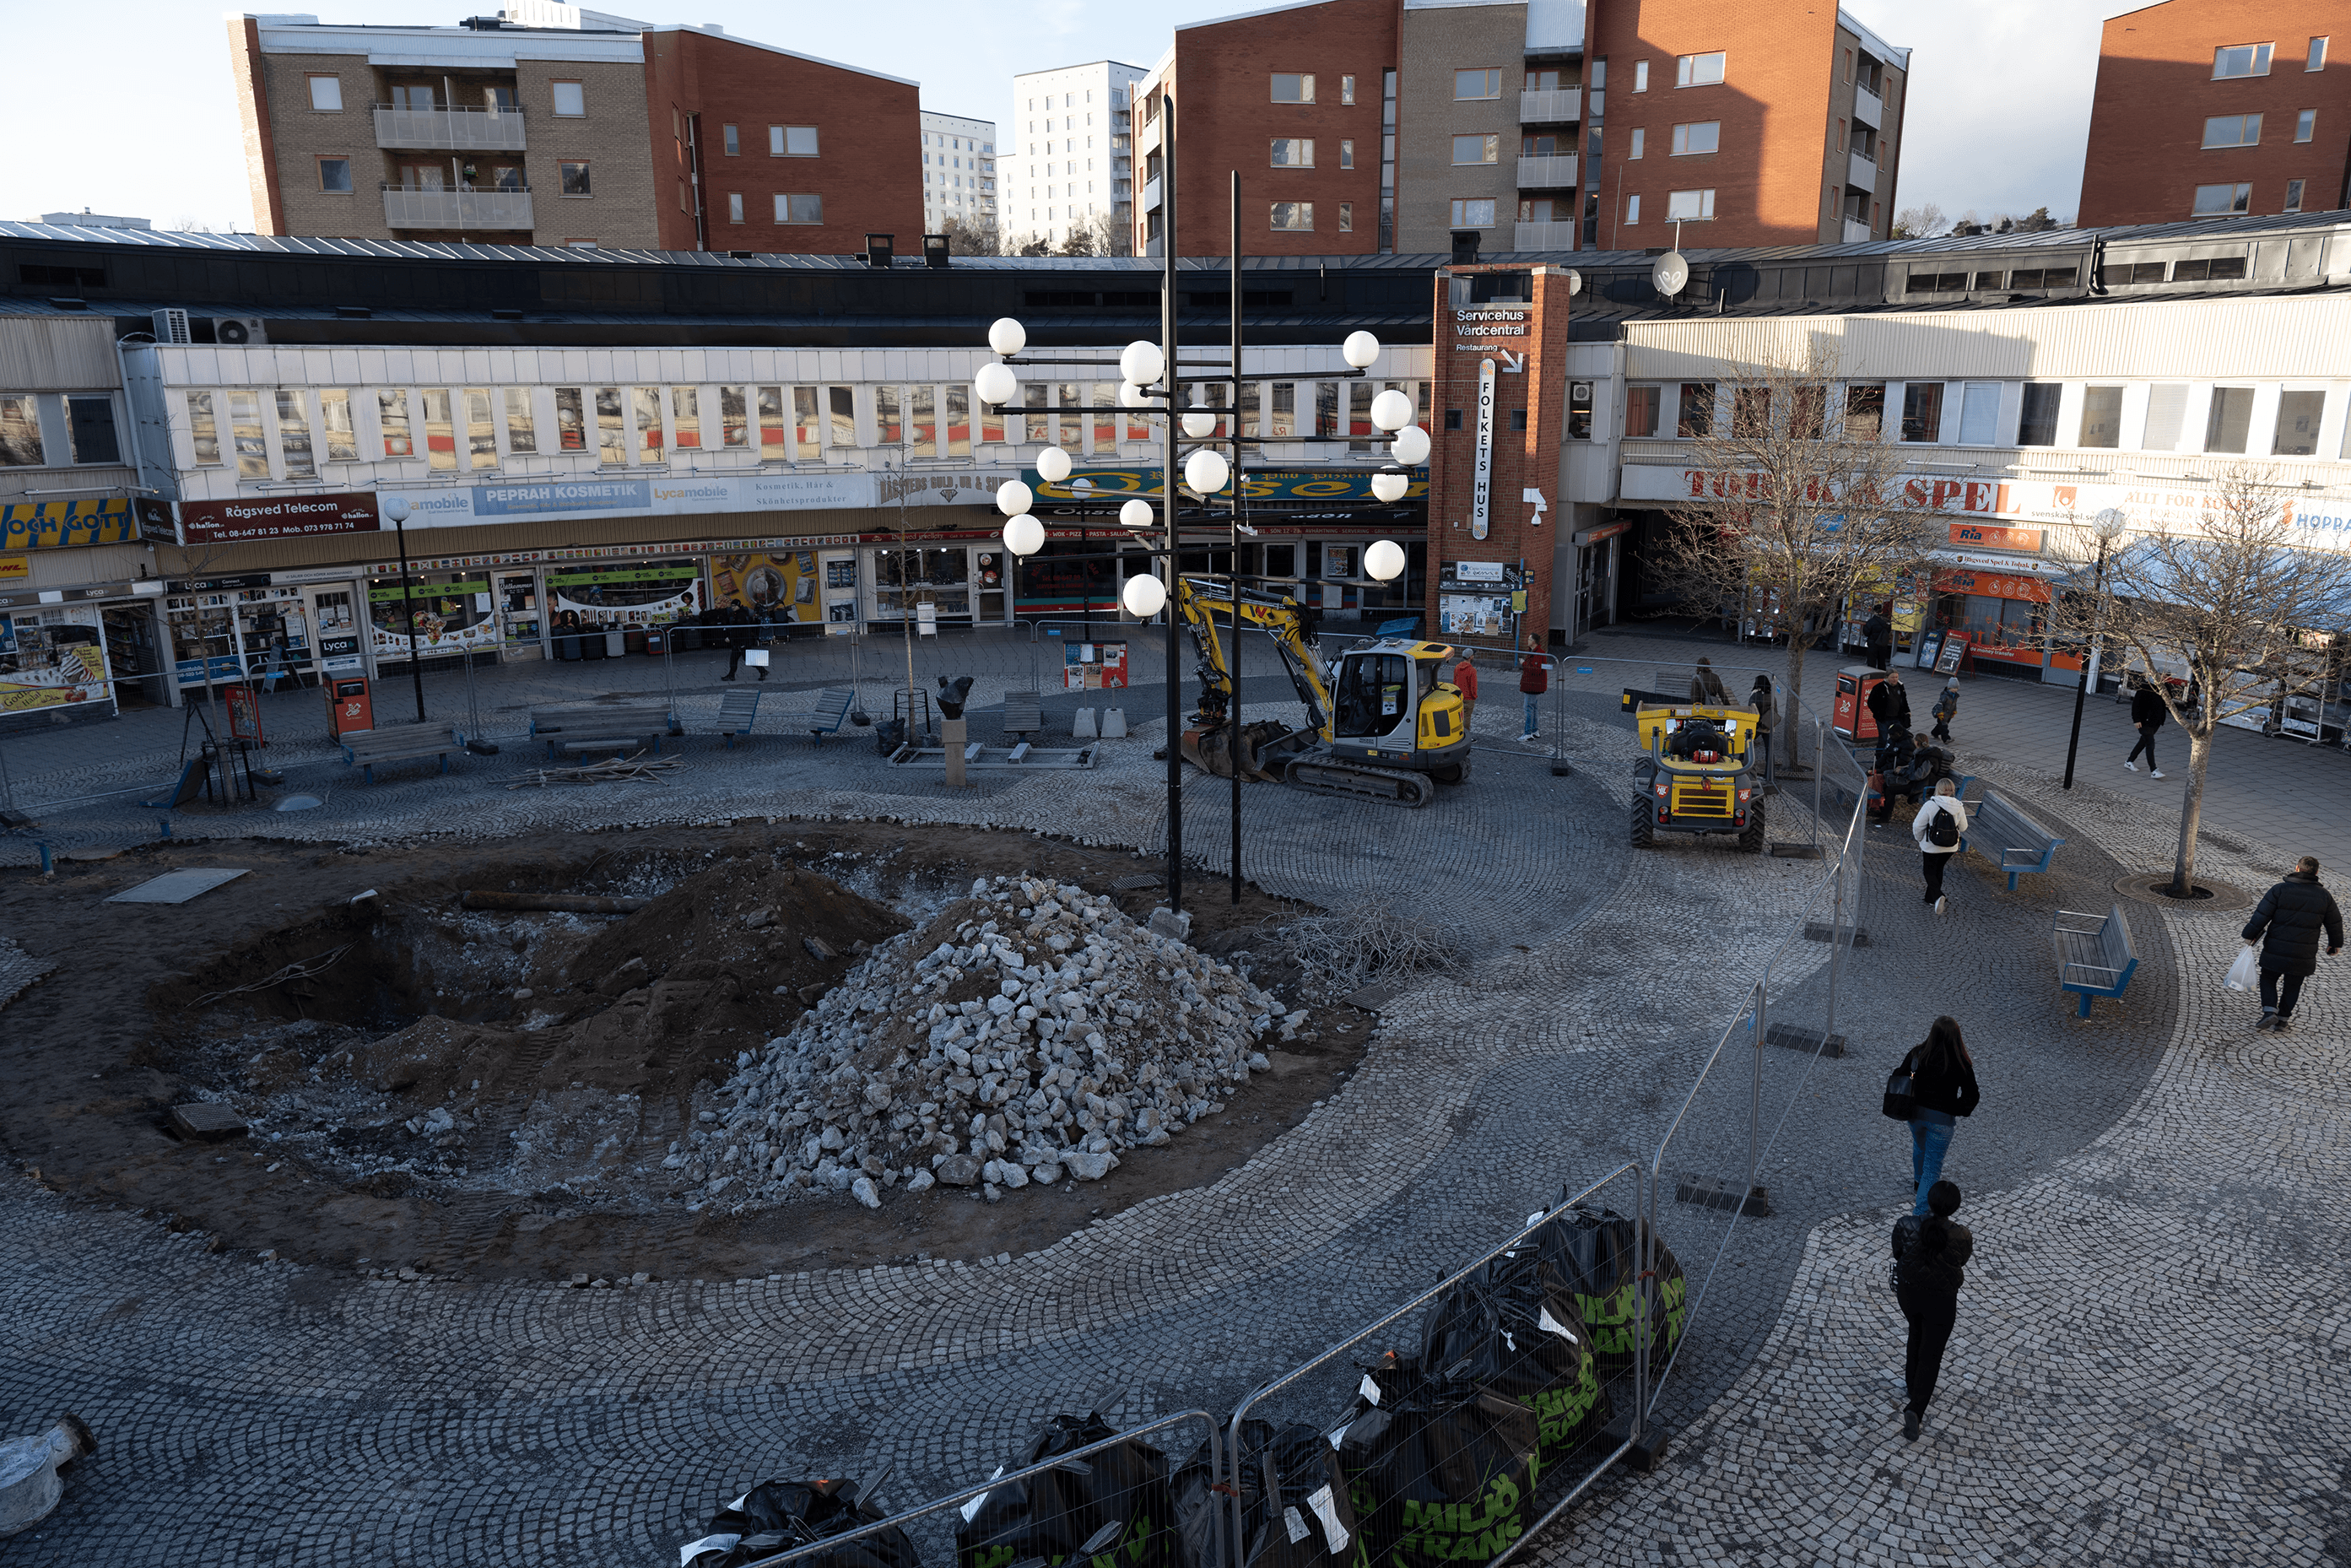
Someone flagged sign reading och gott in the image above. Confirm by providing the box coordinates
[179,490,381,545]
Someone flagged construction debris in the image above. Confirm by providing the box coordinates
[458,891,651,914]
[505,753,682,787]
[0,1415,96,1538]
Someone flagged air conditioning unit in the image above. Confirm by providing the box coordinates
[212,316,267,345]
[149,309,266,345]
[151,307,191,343]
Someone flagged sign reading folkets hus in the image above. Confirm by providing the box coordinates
[179,489,381,545]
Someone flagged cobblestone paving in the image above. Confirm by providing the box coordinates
[5,632,2343,1565]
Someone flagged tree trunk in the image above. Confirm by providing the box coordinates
[1782,624,1809,768]
[2170,726,2211,895]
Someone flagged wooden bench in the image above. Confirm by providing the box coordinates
[2054,904,2138,1017]
[1960,790,2065,891]
[801,686,856,743]
[529,703,674,760]
[715,687,761,749]
[341,724,467,782]
[1003,689,1043,740]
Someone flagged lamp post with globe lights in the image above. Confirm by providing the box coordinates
[2062,505,2130,790]
[377,492,428,722]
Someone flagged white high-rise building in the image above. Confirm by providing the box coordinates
[1001,60,1146,252]
[920,111,997,238]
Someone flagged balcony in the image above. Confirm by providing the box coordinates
[1848,149,1878,190]
[373,104,527,151]
[381,185,535,230]
[1518,87,1581,123]
[1842,216,1873,244]
[1516,153,1579,187]
[1853,84,1882,127]
[1142,176,1162,212]
[1513,219,1579,250]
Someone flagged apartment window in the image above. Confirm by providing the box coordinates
[307,74,343,111]
[460,387,495,471]
[2202,113,2262,147]
[2213,42,2273,78]
[2274,389,2324,455]
[910,386,938,457]
[553,387,586,451]
[670,387,701,450]
[1844,383,1884,441]
[2138,383,2186,450]
[2013,384,2059,446]
[1444,408,1464,431]
[594,387,626,463]
[1272,138,1315,167]
[630,387,662,462]
[1677,51,1727,87]
[1342,74,1356,104]
[2295,109,2316,142]
[1629,127,1645,159]
[1455,68,1503,100]
[317,158,352,194]
[752,386,785,455]
[560,161,591,196]
[727,192,743,224]
[1633,60,1649,91]
[2078,385,2124,448]
[2205,386,2255,452]
[776,192,824,223]
[1670,122,1721,155]
[801,387,830,457]
[72,396,127,464]
[550,80,585,116]
[1340,138,1354,168]
[0,395,44,467]
[1666,188,1716,219]
[947,386,972,457]
[1271,73,1316,103]
[1625,385,1661,438]
[2286,177,2307,212]
[376,389,413,458]
[2192,181,2251,215]
[270,389,313,478]
[1624,192,1641,224]
[874,385,901,446]
[408,389,451,473]
[1271,202,1314,230]
[565,238,597,249]
[183,391,219,467]
[1452,134,1500,165]
[1339,202,1354,230]
[1450,198,1497,226]
[2310,36,2330,70]
[1955,382,1999,446]
[499,387,535,455]
[770,125,819,156]
[1899,382,1944,442]
[1676,382,1715,438]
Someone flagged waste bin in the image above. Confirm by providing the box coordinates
[643,628,666,656]
[327,676,373,740]
[1831,666,1892,742]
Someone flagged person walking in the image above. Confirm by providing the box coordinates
[1898,1016,1978,1216]
[2241,856,2343,1032]
[1929,678,1958,743]
[1452,652,1478,733]
[1690,657,1730,705]
[1863,605,1894,671]
[1748,673,1776,784]
[1912,779,1968,913]
[2124,677,2166,777]
[1866,667,1911,742]
[1516,635,1547,743]
[1892,1180,1974,1441]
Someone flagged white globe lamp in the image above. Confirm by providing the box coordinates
[1370,471,1409,503]
[973,362,1018,407]
[1121,572,1168,619]
[1119,339,1165,387]
[1342,330,1381,369]
[1120,498,1155,531]
[995,479,1034,516]
[1365,538,1407,581]
[1391,425,1431,466]
[987,317,1027,357]
[1002,515,1045,557]
[1370,389,1413,432]
[1181,411,1218,439]
[1036,446,1073,483]
[1184,448,1230,495]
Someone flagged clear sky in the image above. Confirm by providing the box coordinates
[1,0,2123,234]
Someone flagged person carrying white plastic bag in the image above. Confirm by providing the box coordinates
[2224,946,2260,992]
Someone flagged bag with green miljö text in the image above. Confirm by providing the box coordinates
[1173,1419,1361,1568]
[682,1476,921,1568]
[1336,1382,1540,1568]
[1415,1247,1610,1468]
[1527,1204,1688,1380]
[956,1413,1179,1568]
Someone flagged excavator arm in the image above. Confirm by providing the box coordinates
[1173,576,1334,738]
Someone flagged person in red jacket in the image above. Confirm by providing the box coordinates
[1452,652,1478,733]
[1517,634,1548,743]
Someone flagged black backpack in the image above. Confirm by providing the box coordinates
[1925,803,1959,849]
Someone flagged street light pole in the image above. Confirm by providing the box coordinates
[380,494,427,723]
[2062,506,2128,790]
[1160,96,1184,917]
[1228,167,1244,907]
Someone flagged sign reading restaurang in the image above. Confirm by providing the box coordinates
[179,490,381,545]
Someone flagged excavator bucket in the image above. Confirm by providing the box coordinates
[1181,720,1293,781]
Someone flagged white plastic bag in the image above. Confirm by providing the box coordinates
[2224,946,2259,992]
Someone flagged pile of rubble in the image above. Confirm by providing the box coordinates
[672,876,1291,1208]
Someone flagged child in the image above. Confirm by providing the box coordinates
[1930,679,1958,743]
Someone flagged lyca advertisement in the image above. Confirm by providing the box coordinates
[377,471,889,529]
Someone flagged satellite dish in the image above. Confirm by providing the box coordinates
[1562,268,1583,296]
[1651,251,1689,298]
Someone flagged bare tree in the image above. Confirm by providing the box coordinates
[1891,203,1946,239]
[1051,211,1128,257]
[935,214,1001,256]
[1653,341,1940,758]
[2046,468,2351,895]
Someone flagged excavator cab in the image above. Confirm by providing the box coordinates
[1321,639,1471,780]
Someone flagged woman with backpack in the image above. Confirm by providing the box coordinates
[1912,777,1967,914]
[1897,1016,1980,1217]
[1892,1180,1975,1441]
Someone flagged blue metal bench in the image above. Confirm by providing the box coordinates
[2054,904,2138,1017]
[1960,790,2064,891]
[803,686,856,743]
[341,724,467,782]
[529,702,674,759]
[715,686,761,749]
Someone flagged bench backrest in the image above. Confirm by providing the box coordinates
[1975,792,2057,852]
[343,725,456,755]
[1003,689,1043,733]
[2096,902,2136,968]
[716,689,760,723]
[532,704,671,734]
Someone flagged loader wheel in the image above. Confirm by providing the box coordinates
[1740,802,1768,853]
[1630,797,1656,848]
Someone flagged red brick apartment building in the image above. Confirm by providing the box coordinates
[1133,0,1908,256]
[2078,0,2351,226]
[228,9,918,253]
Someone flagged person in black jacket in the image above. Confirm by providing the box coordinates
[1866,668,1911,744]
[1900,1016,1980,1216]
[1862,606,1894,670]
[1891,1180,1974,1441]
[2241,857,2344,1031]
[2124,677,2167,778]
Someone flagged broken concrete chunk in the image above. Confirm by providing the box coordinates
[170,1103,247,1143]
[803,935,838,961]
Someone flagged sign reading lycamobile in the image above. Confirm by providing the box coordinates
[379,471,884,528]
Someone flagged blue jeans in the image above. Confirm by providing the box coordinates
[1521,694,1541,736]
[1910,1111,1955,1217]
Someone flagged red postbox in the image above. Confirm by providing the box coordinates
[1831,665,1894,743]
[327,675,375,740]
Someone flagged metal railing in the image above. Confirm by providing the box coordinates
[1513,220,1580,251]
[372,103,527,150]
[1519,87,1582,123]
[380,185,534,229]
[1516,154,1579,188]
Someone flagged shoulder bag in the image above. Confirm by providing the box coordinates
[1882,1050,1920,1121]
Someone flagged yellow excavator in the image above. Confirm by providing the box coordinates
[1172,576,1471,808]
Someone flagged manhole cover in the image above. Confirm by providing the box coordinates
[105,868,250,905]
[2113,873,2253,912]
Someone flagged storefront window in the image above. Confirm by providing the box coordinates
[872,547,971,619]
[711,551,821,627]
[369,573,497,662]
[1,608,111,715]
[545,560,702,630]
[1015,539,1116,614]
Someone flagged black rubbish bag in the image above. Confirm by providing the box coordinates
[1337,1383,1540,1568]
[956,1413,1180,1568]
[1527,1204,1688,1379]
[681,1476,919,1568]
[1417,1247,1610,1465]
[1173,1419,1362,1568]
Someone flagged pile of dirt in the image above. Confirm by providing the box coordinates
[678,874,1284,1208]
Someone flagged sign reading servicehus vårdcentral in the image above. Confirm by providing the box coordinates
[180,489,381,545]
